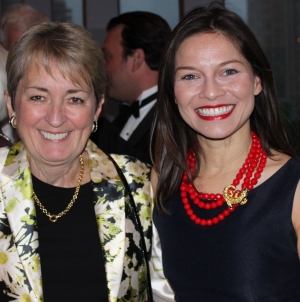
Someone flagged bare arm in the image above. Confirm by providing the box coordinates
[150,168,175,302]
[292,181,300,258]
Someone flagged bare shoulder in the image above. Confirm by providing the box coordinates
[151,167,158,195]
[261,150,291,182]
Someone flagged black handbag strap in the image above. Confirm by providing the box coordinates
[108,155,153,302]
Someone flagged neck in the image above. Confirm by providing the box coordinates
[198,129,252,168]
[196,126,253,180]
[29,152,87,187]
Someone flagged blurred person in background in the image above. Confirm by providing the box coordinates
[0,42,11,147]
[91,11,171,165]
[0,3,48,50]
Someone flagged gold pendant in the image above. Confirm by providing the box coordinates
[223,185,249,208]
[49,215,59,222]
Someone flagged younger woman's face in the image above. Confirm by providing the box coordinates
[174,33,262,140]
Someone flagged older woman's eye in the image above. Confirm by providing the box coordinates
[70,97,84,104]
[30,95,44,101]
[182,74,197,80]
[224,69,238,76]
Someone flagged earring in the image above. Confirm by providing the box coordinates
[92,120,98,133]
[9,116,17,129]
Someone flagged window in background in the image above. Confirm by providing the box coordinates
[119,0,179,29]
[226,0,300,152]
[51,0,84,26]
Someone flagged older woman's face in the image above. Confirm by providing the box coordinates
[174,33,262,140]
[6,60,102,165]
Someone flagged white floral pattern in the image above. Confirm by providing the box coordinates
[0,140,152,301]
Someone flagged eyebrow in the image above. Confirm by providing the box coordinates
[175,59,244,72]
[27,87,88,93]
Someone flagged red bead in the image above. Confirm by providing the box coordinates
[233,179,239,186]
[248,166,254,172]
[236,173,243,180]
[205,203,211,210]
[218,214,225,220]
[216,199,223,206]
[223,210,230,216]
[212,217,219,224]
[190,214,196,221]
[247,184,253,190]
[193,198,200,205]
[190,192,197,199]
[195,218,201,224]
[184,204,191,210]
[246,172,252,177]
[239,168,246,174]
[204,193,209,199]
[254,172,261,179]
[180,184,186,191]
[199,201,205,208]
[207,219,212,226]
[209,193,216,200]
[187,188,194,194]
[216,194,222,199]
[187,209,193,215]
[251,178,257,185]
[244,177,250,183]
[211,202,217,208]
[182,197,188,204]
[180,191,187,197]
[200,220,206,226]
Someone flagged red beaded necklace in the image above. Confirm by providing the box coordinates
[180,131,267,226]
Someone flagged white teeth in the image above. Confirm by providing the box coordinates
[41,131,68,141]
[197,105,234,116]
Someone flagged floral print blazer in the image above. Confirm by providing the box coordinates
[0,140,152,302]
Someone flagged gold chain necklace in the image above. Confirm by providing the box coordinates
[33,155,84,222]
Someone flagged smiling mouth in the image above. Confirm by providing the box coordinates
[41,131,68,141]
[196,105,235,117]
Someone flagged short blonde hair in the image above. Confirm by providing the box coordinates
[6,21,106,108]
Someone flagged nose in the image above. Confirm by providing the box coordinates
[45,102,66,127]
[199,77,225,101]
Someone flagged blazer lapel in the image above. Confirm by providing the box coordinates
[1,142,42,301]
[86,141,126,301]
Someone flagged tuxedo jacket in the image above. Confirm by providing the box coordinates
[0,140,152,302]
[114,106,155,165]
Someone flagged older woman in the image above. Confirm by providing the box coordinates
[150,4,300,302]
[0,22,152,302]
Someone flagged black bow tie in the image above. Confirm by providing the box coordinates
[113,92,157,130]
[121,92,158,118]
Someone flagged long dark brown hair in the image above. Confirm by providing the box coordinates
[151,3,295,212]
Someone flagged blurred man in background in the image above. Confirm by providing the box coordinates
[91,11,171,164]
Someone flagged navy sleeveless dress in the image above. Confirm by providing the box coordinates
[153,158,300,301]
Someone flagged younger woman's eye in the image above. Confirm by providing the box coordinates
[30,95,44,101]
[182,74,197,80]
[70,97,84,104]
[224,69,238,76]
